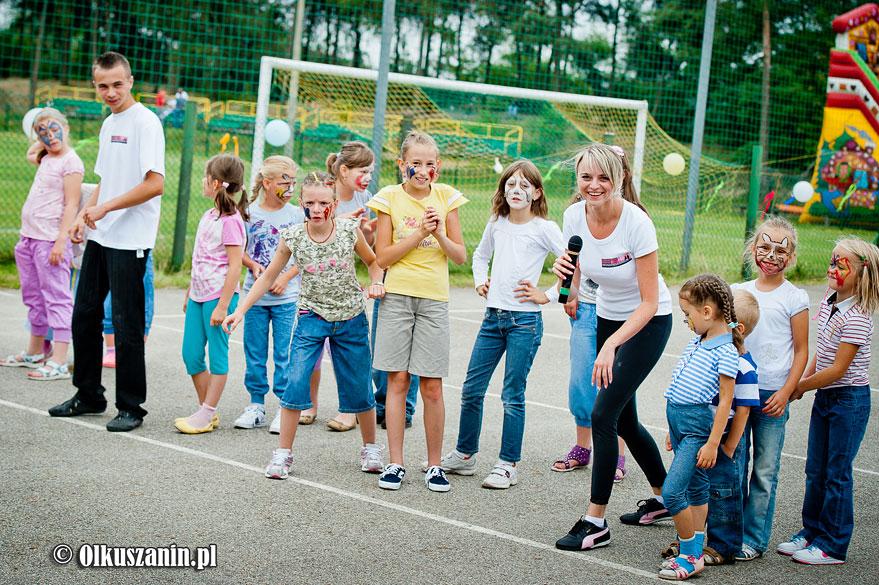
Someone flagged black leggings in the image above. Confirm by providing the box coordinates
[589,313,672,506]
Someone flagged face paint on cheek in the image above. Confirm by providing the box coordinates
[407,166,416,179]
[428,168,436,181]
[833,256,852,287]
[323,207,331,221]
[304,208,311,219]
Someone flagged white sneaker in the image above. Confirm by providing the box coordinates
[777,535,810,556]
[437,450,477,476]
[264,448,293,479]
[269,410,282,434]
[233,404,266,429]
[792,545,844,565]
[360,443,384,473]
[481,462,518,489]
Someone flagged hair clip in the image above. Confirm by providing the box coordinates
[610,145,625,157]
[728,321,738,329]
[222,181,229,189]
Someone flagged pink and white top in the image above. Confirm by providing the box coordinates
[815,292,873,388]
[21,149,84,242]
[189,208,246,302]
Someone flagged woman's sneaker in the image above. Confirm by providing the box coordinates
[776,535,810,556]
[360,443,384,473]
[481,462,518,489]
[424,465,451,492]
[620,498,671,525]
[378,464,406,490]
[234,404,266,429]
[791,545,844,565]
[439,450,477,476]
[264,448,293,480]
[555,516,611,551]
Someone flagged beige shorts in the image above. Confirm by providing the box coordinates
[373,293,450,378]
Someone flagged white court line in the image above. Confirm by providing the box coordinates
[0,398,657,581]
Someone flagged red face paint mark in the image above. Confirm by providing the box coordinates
[323,207,331,221]
[829,254,851,287]
[428,168,435,180]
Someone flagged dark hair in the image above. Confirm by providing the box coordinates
[93,52,132,76]
[205,154,249,221]
[491,159,548,219]
[679,273,743,353]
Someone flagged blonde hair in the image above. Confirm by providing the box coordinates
[732,289,760,337]
[744,215,798,272]
[205,154,249,221]
[301,171,336,198]
[251,155,297,203]
[679,273,744,354]
[492,159,548,219]
[33,107,70,130]
[400,130,439,159]
[326,141,374,178]
[835,237,879,313]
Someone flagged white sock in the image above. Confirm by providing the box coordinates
[585,514,606,527]
[455,450,472,460]
[249,403,266,411]
[654,495,665,505]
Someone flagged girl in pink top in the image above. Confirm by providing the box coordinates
[175,154,247,434]
[2,108,83,380]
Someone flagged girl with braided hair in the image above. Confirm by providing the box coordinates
[657,273,739,580]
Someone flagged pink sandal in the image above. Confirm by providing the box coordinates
[614,455,627,483]
[552,445,591,472]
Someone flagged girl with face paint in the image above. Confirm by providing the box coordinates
[3,109,83,380]
[781,237,879,565]
[729,215,809,560]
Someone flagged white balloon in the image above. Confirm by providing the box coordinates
[663,152,686,176]
[792,180,814,203]
[22,107,44,140]
[264,119,291,147]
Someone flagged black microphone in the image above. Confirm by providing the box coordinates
[558,235,583,304]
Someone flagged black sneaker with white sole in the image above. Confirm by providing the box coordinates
[555,516,611,551]
[378,464,406,490]
[619,498,671,526]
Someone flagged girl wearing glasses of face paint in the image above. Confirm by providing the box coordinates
[2,109,83,381]
[438,160,563,490]
[367,130,469,493]
[729,216,809,561]
[777,238,879,566]
[231,155,309,434]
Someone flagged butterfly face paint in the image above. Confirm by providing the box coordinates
[504,174,534,210]
[36,120,64,150]
[828,253,852,288]
[754,232,791,276]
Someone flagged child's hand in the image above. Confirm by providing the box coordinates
[762,389,789,417]
[790,387,807,402]
[721,443,736,459]
[552,252,576,281]
[210,305,227,327]
[664,433,672,452]
[366,282,385,299]
[337,207,366,220]
[564,294,579,318]
[696,443,718,469]
[422,207,440,234]
[69,215,87,244]
[49,240,66,266]
[514,280,549,304]
[476,279,490,298]
[251,263,265,279]
[269,279,287,295]
[222,312,242,334]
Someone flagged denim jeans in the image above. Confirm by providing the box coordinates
[796,385,871,560]
[741,389,789,552]
[281,310,375,413]
[371,297,418,422]
[243,302,297,405]
[455,309,543,463]
[707,433,745,559]
[102,251,155,336]
[663,402,713,516]
[568,302,598,427]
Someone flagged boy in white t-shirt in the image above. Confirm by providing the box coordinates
[48,52,165,433]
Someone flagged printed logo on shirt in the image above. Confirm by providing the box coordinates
[111,135,128,144]
[601,252,633,268]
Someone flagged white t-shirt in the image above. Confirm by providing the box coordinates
[335,189,372,217]
[731,279,809,391]
[564,200,672,320]
[92,102,165,250]
[472,216,564,312]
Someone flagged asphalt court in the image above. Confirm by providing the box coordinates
[1,285,877,584]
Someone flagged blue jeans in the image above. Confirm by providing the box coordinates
[568,302,598,427]
[707,433,745,559]
[455,309,543,463]
[243,302,297,405]
[103,251,154,336]
[796,385,870,560]
[182,294,239,376]
[371,298,418,422]
[281,310,375,413]
[663,402,713,516]
[741,389,789,552]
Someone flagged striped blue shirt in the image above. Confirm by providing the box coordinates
[665,333,739,405]
[710,351,760,419]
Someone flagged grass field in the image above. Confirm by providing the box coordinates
[0,124,874,288]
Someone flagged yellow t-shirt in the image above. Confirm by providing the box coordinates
[367,183,468,302]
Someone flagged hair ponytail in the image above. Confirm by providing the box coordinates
[205,154,249,221]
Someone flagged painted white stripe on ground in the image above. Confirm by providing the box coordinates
[0,398,657,581]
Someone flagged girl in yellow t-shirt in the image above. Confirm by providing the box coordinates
[367,130,468,493]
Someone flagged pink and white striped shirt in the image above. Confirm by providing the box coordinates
[815,293,873,388]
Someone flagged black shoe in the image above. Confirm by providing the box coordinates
[555,516,611,551]
[620,498,672,526]
[406,419,412,429]
[106,411,143,432]
[379,419,413,429]
[376,413,385,427]
[48,397,106,417]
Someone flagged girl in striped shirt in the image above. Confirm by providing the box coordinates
[779,237,879,565]
[659,274,739,580]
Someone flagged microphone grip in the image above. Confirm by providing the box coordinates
[558,251,580,304]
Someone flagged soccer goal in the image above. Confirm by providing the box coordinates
[252,55,648,194]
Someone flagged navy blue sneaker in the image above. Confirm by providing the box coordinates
[378,464,406,490]
[424,465,451,492]
[555,516,611,551]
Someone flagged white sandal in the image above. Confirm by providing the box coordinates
[27,360,70,381]
[1,351,45,368]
